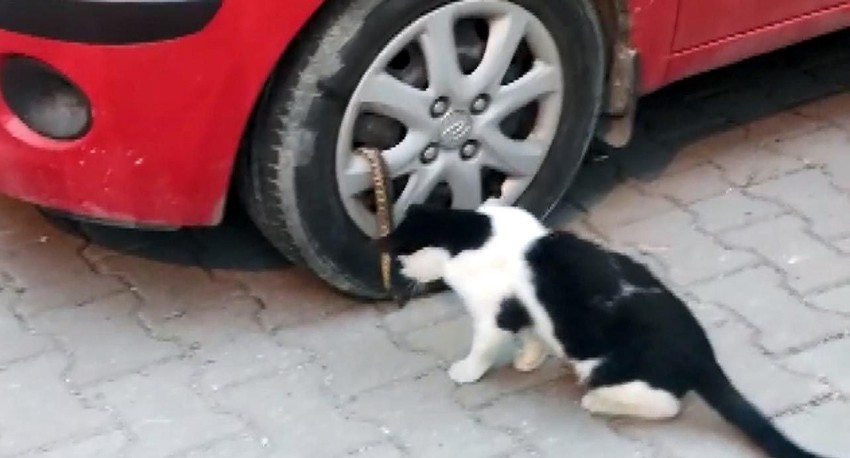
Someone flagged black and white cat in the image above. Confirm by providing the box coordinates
[379,203,830,458]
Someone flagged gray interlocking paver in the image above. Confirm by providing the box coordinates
[747,169,850,239]
[601,209,758,285]
[784,338,850,394]
[348,372,516,458]
[23,431,128,458]
[775,401,850,457]
[691,266,849,353]
[214,364,382,458]
[0,354,112,456]
[276,309,437,400]
[178,435,266,458]
[28,292,180,385]
[805,284,850,315]
[95,254,244,323]
[798,91,850,131]
[722,215,850,293]
[638,164,734,204]
[84,361,245,458]
[768,126,850,190]
[688,189,786,233]
[0,290,52,364]
[584,184,676,229]
[477,380,655,458]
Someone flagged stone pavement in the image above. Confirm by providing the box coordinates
[2,31,850,458]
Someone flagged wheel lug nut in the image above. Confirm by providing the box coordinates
[430,97,450,118]
[421,144,440,164]
[471,95,490,114]
[460,141,479,160]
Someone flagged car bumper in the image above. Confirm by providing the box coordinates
[0,0,320,227]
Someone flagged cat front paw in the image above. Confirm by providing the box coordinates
[448,359,486,384]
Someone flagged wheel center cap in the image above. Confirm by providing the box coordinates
[438,110,473,149]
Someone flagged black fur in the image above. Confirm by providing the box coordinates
[384,206,830,458]
[496,297,532,333]
[378,205,492,256]
[525,231,827,458]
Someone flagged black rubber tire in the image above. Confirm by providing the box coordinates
[239,0,606,299]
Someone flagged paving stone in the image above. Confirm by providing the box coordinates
[690,266,849,353]
[775,400,850,458]
[835,237,850,254]
[721,215,850,293]
[688,190,785,233]
[744,112,825,146]
[477,380,654,458]
[404,316,472,363]
[348,372,516,458]
[585,185,677,230]
[215,364,381,458]
[601,209,757,285]
[639,164,734,204]
[179,434,265,458]
[381,291,464,336]
[798,92,850,132]
[149,297,262,347]
[0,289,52,364]
[29,292,180,385]
[618,397,764,458]
[768,126,850,190]
[345,442,406,458]
[784,338,850,394]
[86,361,244,458]
[455,360,570,410]
[24,431,128,458]
[276,309,437,400]
[806,284,850,314]
[220,269,357,332]
[0,354,111,456]
[659,127,748,176]
[747,169,850,239]
[96,255,244,323]
[703,317,830,413]
[711,144,806,187]
[195,332,311,392]
[0,236,127,318]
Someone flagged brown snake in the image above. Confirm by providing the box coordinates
[354,147,395,294]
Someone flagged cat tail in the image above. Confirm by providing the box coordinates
[692,360,829,458]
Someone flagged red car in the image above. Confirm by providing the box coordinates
[1,0,849,297]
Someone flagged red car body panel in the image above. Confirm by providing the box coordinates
[0,1,323,226]
[0,0,848,227]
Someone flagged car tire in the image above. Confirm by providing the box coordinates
[239,0,606,299]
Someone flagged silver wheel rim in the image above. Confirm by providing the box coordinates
[336,0,564,235]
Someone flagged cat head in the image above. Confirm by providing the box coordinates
[376,204,492,283]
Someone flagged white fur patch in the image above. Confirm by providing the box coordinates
[581,381,681,420]
[399,247,451,283]
[573,358,602,384]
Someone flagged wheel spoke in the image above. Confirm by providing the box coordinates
[479,127,546,177]
[393,163,445,220]
[338,131,430,197]
[488,62,560,121]
[445,163,483,209]
[359,72,432,129]
[418,8,463,94]
[467,11,528,96]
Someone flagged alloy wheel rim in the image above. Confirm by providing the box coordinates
[336,0,564,235]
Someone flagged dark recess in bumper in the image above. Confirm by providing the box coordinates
[0,0,223,45]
